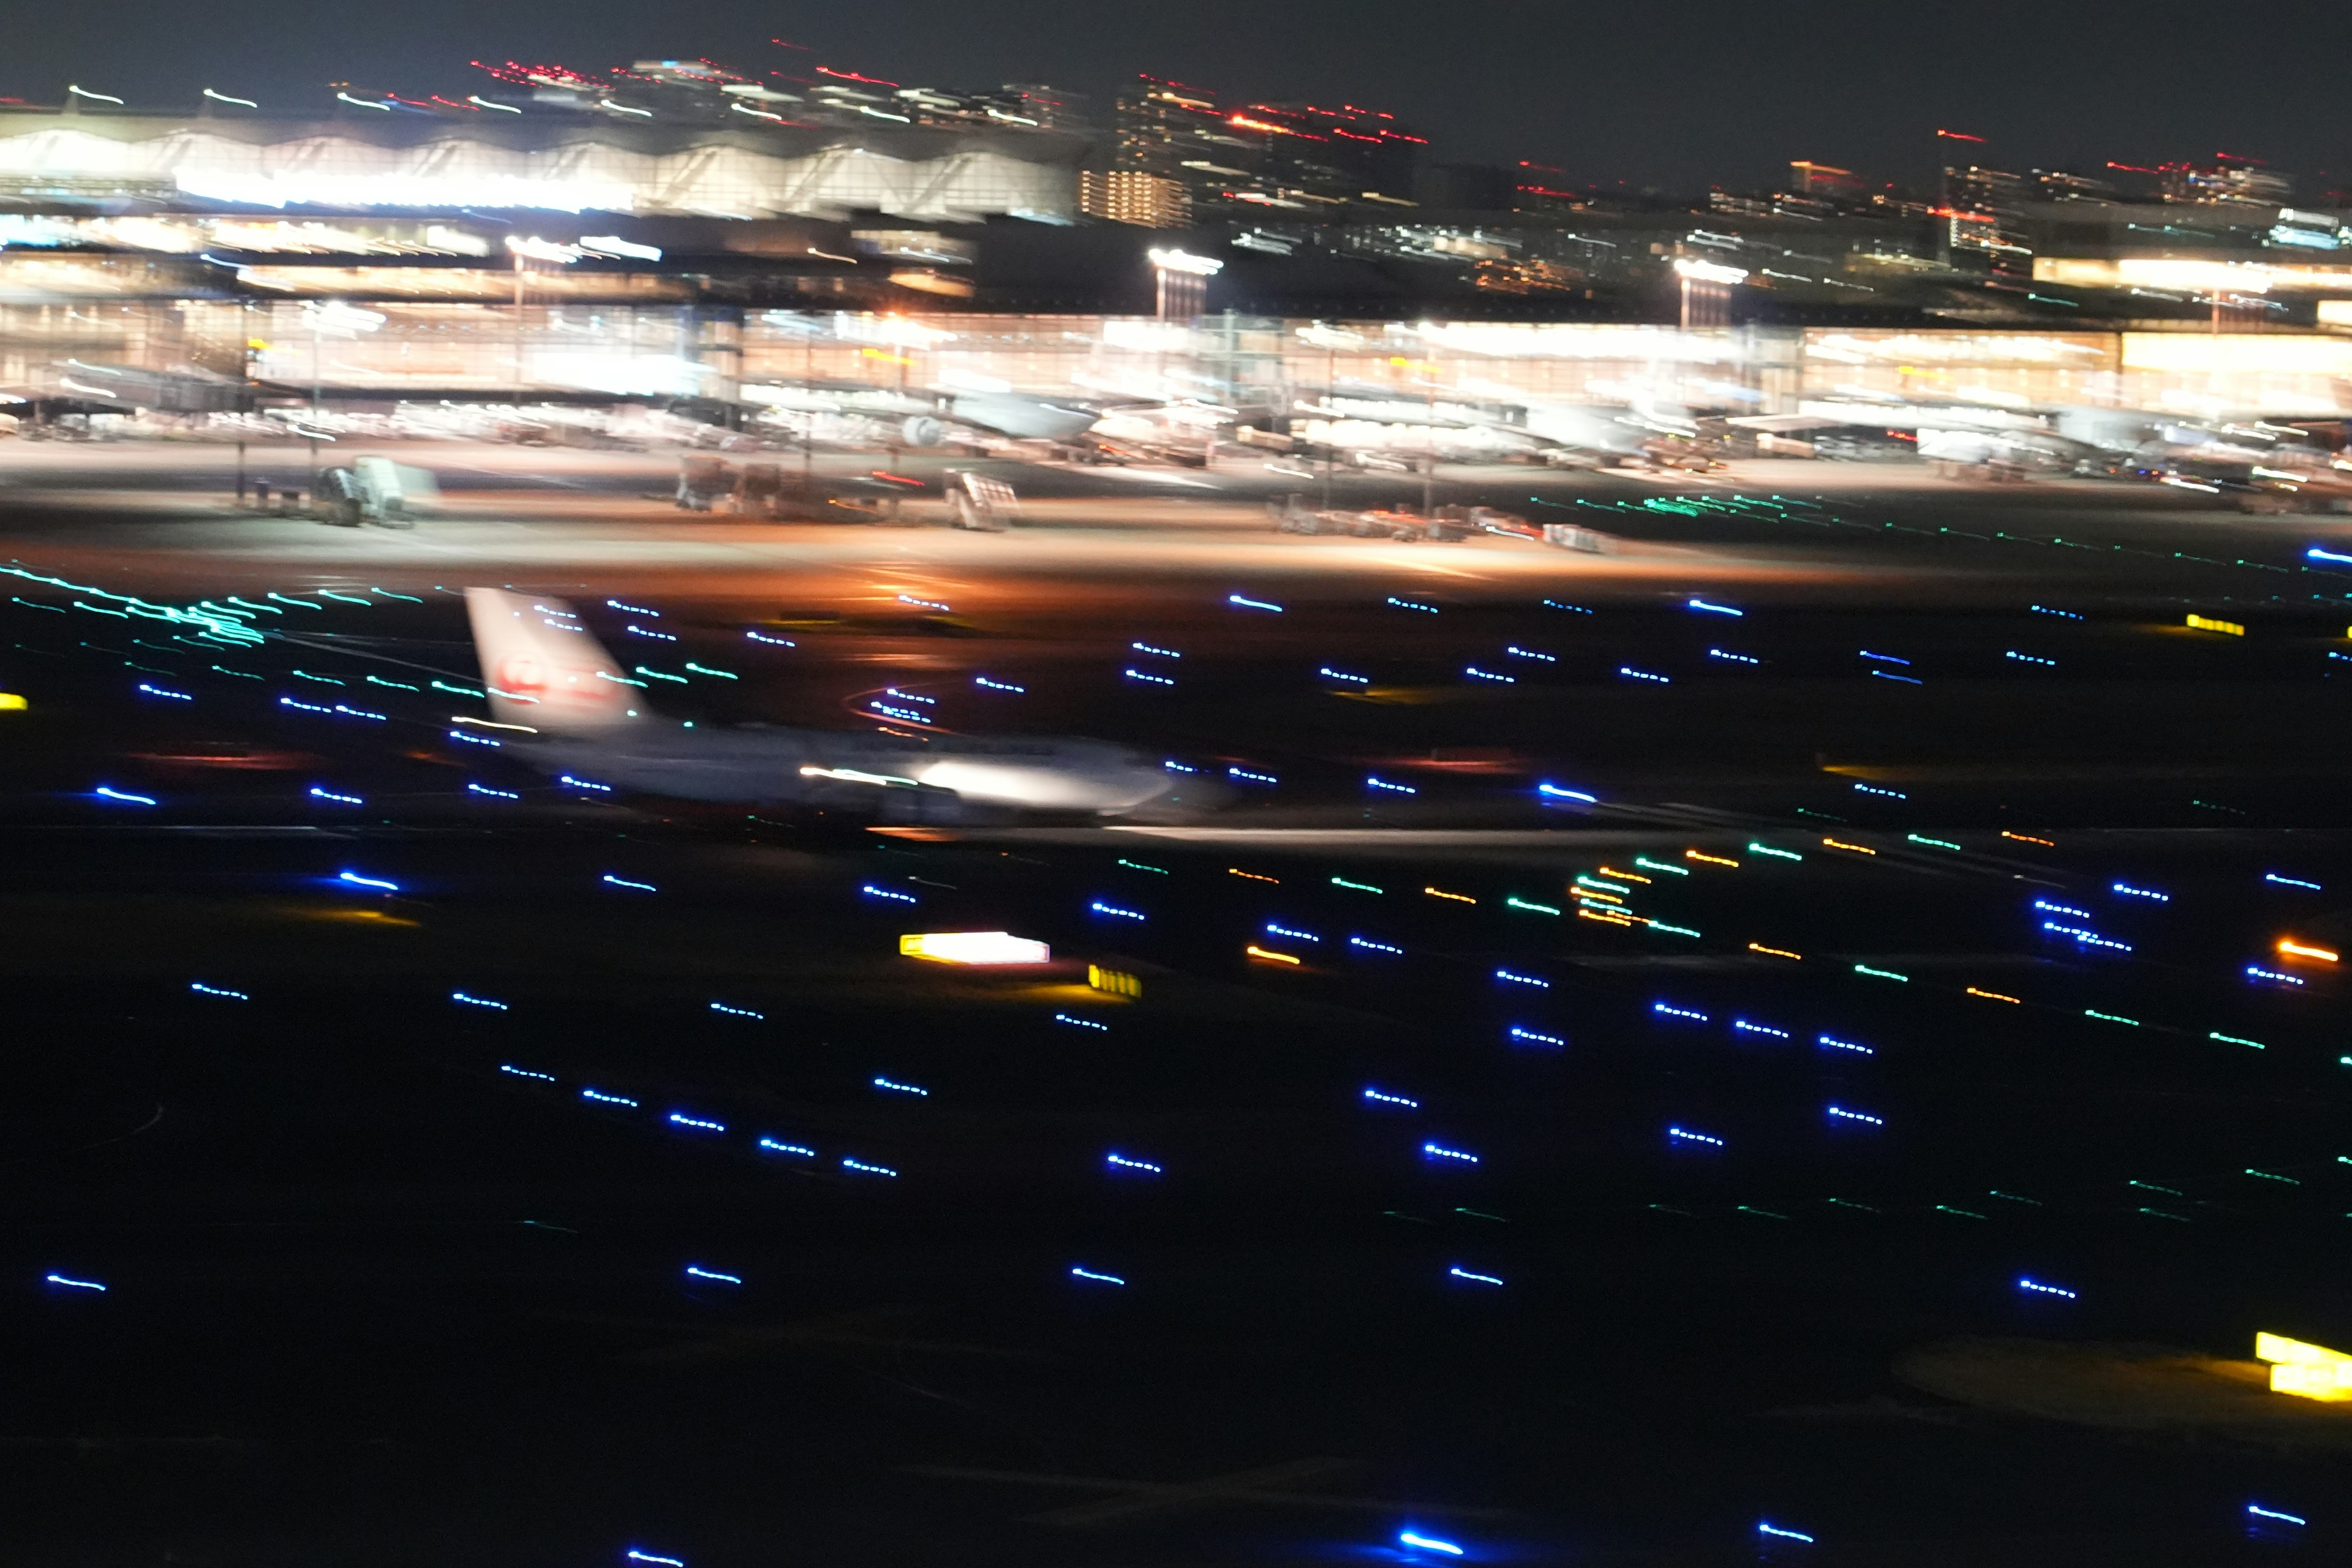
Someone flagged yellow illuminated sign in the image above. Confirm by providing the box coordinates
[1087,964,1141,997]
[0,692,25,710]
[2256,1333,2352,1401]
[2185,614,2244,636]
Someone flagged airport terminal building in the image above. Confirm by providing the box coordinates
[7,105,2352,437]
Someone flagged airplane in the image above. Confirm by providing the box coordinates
[462,588,1183,818]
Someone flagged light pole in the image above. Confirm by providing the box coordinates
[1673,257,1747,332]
[1147,246,1223,322]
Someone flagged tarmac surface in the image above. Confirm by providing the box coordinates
[2,441,2350,1565]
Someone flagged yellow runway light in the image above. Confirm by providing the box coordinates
[2277,939,2339,963]
[1596,867,1653,884]
[1822,837,1876,855]
[1423,886,1476,903]
[1228,868,1280,884]
[2000,831,2056,847]
[1577,909,1635,926]
[1966,986,2021,1003]
[2185,614,2244,636]
[1246,945,1302,965]
[1686,850,1740,868]
[1747,943,1802,960]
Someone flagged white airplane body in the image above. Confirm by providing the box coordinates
[464,588,1177,816]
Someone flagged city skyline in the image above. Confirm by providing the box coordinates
[4,0,2346,195]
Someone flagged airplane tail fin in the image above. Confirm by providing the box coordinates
[464,587,648,734]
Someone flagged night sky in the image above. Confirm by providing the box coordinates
[7,0,2348,194]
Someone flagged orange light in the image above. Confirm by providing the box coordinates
[1686,851,1740,868]
[1747,943,1802,960]
[2278,939,2340,963]
[1246,945,1301,965]
[1423,886,1476,903]
[1966,986,2022,1004]
[1229,868,1280,884]
[1822,837,1876,855]
[2000,831,2056,847]
[1577,908,1635,926]
[1575,891,1624,906]
[1596,866,1651,884]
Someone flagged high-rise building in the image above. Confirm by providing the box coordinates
[1788,161,1864,199]
[2161,157,2294,206]
[1940,164,2032,274]
[1079,169,1190,228]
[1112,75,1423,214]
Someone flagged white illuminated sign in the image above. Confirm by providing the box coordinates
[898,931,1051,965]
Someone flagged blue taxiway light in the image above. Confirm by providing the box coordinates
[45,1273,105,1292]
[1227,594,1283,612]
[189,982,247,1000]
[94,786,157,805]
[339,871,399,892]
[1071,1266,1125,1284]
[684,1266,741,1285]
[451,991,507,1010]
